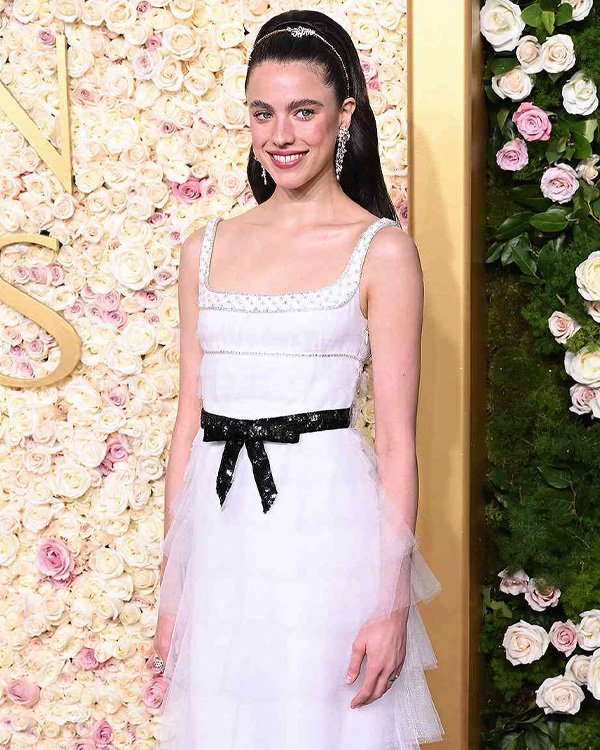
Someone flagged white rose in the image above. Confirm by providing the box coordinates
[104,0,136,34]
[152,57,184,92]
[90,547,125,578]
[480,0,525,52]
[536,675,585,714]
[110,247,154,291]
[586,648,600,698]
[115,534,149,569]
[565,653,590,685]
[575,250,600,300]
[576,154,600,185]
[162,24,199,60]
[492,66,534,102]
[503,619,550,664]
[524,577,561,611]
[565,348,600,387]
[540,34,576,74]
[105,119,139,155]
[54,463,92,500]
[563,70,599,116]
[498,567,529,595]
[585,299,600,323]
[560,0,593,21]
[0,533,19,566]
[548,311,581,344]
[578,609,600,650]
[516,35,543,74]
[121,320,158,356]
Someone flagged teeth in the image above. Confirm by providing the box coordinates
[272,153,304,164]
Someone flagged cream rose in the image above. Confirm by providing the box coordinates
[503,619,550,664]
[491,67,534,102]
[564,348,600,387]
[563,70,599,116]
[577,609,600,650]
[586,648,600,698]
[540,34,576,74]
[162,24,199,59]
[516,35,543,74]
[565,653,590,685]
[576,154,600,185]
[480,0,525,52]
[524,578,561,611]
[560,0,593,21]
[576,250,600,300]
[536,675,585,714]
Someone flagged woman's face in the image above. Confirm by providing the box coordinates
[246,60,354,188]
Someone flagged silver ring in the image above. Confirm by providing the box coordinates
[387,673,399,682]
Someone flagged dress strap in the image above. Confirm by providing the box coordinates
[198,217,220,290]
[348,217,401,294]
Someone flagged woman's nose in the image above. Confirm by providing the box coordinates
[271,116,294,145]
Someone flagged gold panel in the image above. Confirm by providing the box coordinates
[407,1,486,747]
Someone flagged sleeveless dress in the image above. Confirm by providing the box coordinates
[157,215,445,750]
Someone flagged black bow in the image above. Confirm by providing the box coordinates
[200,407,352,513]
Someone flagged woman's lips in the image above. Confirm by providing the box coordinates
[268,152,308,169]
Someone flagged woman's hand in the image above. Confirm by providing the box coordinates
[153,612,177,665]
[345,611,408,708]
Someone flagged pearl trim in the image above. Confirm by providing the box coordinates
[198,216,399,314]
[201,347,364,361]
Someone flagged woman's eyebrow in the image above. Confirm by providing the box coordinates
[248,98,324,109]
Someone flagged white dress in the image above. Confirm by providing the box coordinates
[157,215,445,750]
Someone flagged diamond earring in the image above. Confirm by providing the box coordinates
[261,164,267,185]
[335,125,350,181]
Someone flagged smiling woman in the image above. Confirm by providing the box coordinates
[155,7,444,750]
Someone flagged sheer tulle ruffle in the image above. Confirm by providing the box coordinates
[156,425,444,750]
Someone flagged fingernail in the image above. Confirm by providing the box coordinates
[345,674,352,683]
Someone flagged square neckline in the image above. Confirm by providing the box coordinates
[202,215,387,300]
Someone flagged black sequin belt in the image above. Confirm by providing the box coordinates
[200,406,353,513]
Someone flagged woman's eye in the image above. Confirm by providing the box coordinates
[297,108,314,119]
[255,111,271,121]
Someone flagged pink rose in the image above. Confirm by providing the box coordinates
[496,137,529,171]
[100,308,128,330]
[148,211,166,225]
[569,383,596,415]
[132,49,156,79]
[541,163,580,203]
[15,361,34,378]
[171,177,204,204]
[6,678,40,707]
[48,264,66,285]
[29,265,52,284]
[92,718,114,746]
[96,291,121,312]
[525,577,561,611]
[106,435,129,463]
[38,29,55,47]
[548,310,581,344]
[35,537,75,584]
[104,384,127,407]
[145,33,162,49]
[512,102,552,141]
[77,647,100,671]
[142,675,170,712]
[73,741,96,750]
[200,179,217,200]
[396,199,409,232]
[498,567,529,595]
[549,620,578,656]
[73,86,98,106]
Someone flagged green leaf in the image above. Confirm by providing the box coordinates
[537,238,562,277]
[521,3,543,26]
[495,212,535,240]
[555,1,573,24]
[512,184,552,212]
[497,107,512,131]
[500,732,521,750]
[512,237,538,275]
[540,0,560,9]
[541,9,555,33]
[572,132,593,159]
[486,241,505,263]
[592,196,600,218]
[538,463,571,489]
[529,208,570,232]
[491,57,520,76]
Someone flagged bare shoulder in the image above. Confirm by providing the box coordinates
[365,222,422,281]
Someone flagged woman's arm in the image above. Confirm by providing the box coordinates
[367,224,423,537]
[159,225,206,583]
[346,223,425,708]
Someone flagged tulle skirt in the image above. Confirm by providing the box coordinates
[156,422,444,750]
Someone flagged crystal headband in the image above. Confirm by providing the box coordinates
[248,25,351,98]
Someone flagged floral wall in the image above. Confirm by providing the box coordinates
[479,1,600,747]
[0,0,408,746]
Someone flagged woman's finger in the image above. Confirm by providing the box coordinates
[345,637,366,685]
[350,658,383,708]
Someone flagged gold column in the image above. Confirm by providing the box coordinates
[407,1,487,747]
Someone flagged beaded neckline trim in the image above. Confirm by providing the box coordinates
[198,216,398,314]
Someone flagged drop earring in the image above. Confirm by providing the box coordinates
[261,164,267,185]
[335,124,350,181]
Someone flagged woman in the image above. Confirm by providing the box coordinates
[154,9,444,750]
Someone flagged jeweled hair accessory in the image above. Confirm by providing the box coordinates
[249,25,351,98]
